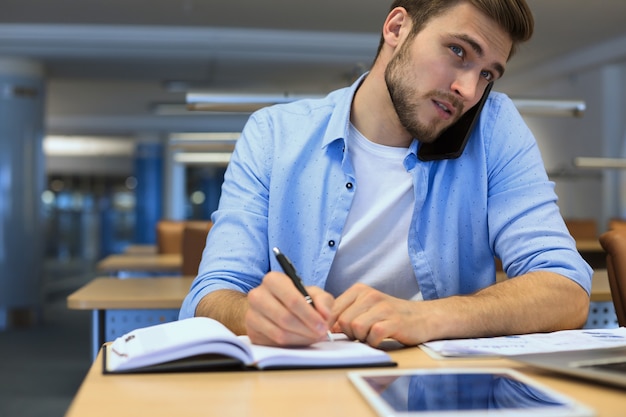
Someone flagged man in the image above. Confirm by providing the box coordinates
[179,0,592,348]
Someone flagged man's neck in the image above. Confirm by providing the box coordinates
[350,68,413,148]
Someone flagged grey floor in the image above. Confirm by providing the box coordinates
[0,260,96,417]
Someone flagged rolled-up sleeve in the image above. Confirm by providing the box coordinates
[178,111,274,319]
[485,95,593,294]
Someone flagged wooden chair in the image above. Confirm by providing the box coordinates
[181,221,213,276]
[156,220,186,254]
[598,229,626,327]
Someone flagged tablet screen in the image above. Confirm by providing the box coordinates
[349,368,593,416]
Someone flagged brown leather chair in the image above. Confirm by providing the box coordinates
[181,221,213,276]
[599,229,626,327]
[156,220,185,254]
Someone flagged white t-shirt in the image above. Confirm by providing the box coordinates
[325,123,422,300]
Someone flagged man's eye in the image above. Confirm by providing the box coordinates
[450,45,464,57]
[481,70,494,81]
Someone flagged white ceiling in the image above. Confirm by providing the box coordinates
[2,0,626,136]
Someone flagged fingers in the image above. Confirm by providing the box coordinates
[333,284,409,347]
[307,286,335,323]
[333,284,379,342]
[246,272,334,346]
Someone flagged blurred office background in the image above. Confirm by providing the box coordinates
[2,0,626,323]
[1,0,626,324]
[1,1,626,414]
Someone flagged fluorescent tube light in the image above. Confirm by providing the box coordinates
[574,157,626,169]
[183,93,585,118]
[173,152,232,165]
[510,99,586,117]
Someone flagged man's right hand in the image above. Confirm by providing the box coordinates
[245,271,335,346]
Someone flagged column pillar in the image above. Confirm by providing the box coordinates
[200,166,225,216]
[601,65,625,226]
[0,57,45,330]
[133,135,164,244]
[163,139,186,220]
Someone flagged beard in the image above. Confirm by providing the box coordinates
[384,44,462,144]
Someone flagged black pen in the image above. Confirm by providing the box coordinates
[272,247,333,342]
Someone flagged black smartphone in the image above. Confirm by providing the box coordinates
[417,82,493,161]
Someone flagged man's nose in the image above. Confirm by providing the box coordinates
[450,71,479,102]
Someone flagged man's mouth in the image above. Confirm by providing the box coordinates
[433,100,454,118]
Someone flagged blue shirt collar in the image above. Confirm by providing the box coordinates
[321,73,368,149]
[321,72,420,160]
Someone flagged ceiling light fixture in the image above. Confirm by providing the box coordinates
[44,135,135,156]
[183,93,586,117]
[185,92,324,112]
[574,157,626,169]
[510,99,586,117]
[173,152,232,165]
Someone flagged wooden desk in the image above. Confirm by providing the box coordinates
[590,269,611,302]
[575,239,606,269]
[123,244,157,255]
[79,270,610,309]
[67,276,194,310]
[96,253,182,275]
[576,239,604,252]
[65,345,626,417]
[67,277,193,359]
[69,271,614,360]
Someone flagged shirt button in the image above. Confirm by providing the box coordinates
[328,240,336,247]
[346,182,353,189]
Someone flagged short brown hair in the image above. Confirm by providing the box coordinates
[376,0,534,59]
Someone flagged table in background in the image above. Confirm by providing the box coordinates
[69,270,614,360]
[96,253,182,277]
[576,238,606,269]
[576,239,604,252]
[67,276,193,359]
[123,244,157,255]
[65,343,626,417]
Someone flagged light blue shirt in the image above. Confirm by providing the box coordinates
[179,77,592,319]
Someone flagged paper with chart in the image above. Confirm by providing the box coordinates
[421,327,626,358]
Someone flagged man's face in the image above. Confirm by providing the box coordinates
[384,3,512,143]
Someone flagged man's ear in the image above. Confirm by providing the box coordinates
[382,7,410,50]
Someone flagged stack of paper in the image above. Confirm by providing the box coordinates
[421,327,626,358]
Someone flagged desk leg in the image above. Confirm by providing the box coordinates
[91,310,105,361]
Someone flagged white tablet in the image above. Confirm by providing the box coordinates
[348,368,594,417]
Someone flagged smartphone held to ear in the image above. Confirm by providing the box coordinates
[417,82,493,161]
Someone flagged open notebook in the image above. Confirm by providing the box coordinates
[102,317,396,373]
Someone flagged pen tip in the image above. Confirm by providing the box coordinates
[272,247,280,255]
